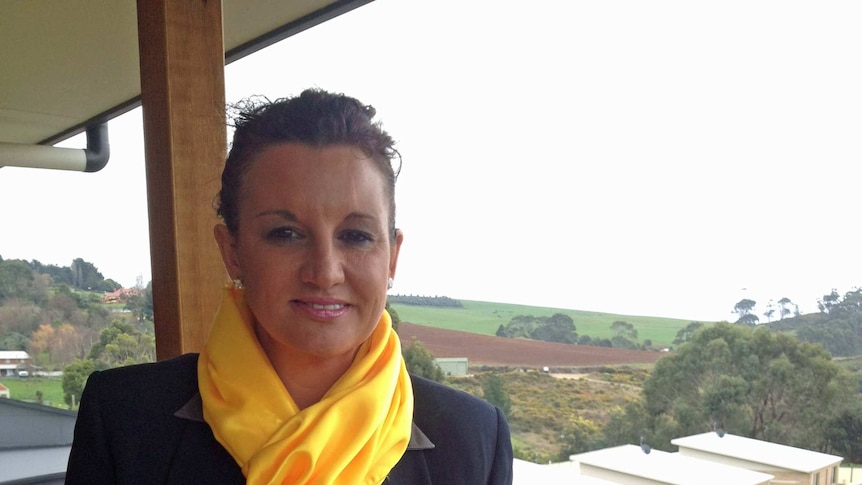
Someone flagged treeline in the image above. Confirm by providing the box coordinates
[495,313,653,350]
[602,323,862,462]
[767,288,862,357]
[0,255,154,380]
[728,288,862,357]
[460,324,862,463]
[495,313,578,344]
[387,294,463,308]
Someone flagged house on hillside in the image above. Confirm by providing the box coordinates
[102,287,141,304]
[571,444,775,485]
[0,398,77,484]
[435,357,468,376]
[0,350,32,377]
[672,432,843,485]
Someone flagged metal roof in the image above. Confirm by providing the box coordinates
[672,432,842,473]
[572,444,774,485]
[0,0,369,147]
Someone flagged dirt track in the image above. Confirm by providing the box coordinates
[398,322,664,367]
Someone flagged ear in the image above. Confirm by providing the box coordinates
[389,229,404,280]
[214,224,242,280]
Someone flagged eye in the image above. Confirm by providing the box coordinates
[265,226,302,243]
[339,230,374,245]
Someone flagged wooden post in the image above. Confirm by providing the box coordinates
[137,0,228,359]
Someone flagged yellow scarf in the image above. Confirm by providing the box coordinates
[198,288,414,484]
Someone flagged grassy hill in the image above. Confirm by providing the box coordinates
[391,299,702,348]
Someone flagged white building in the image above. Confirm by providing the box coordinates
[0,350,32,377]
[571,444,775,485]
[434,357,468,376]
[672,432,843,485]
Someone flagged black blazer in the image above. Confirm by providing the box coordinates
[66,354,513,484]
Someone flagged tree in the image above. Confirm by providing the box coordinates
[0,259,50,305]
[69,258,114,291]
[763,300,776,323]
[498,315,538,339]
[610,321,639,349]
[28,322,90,369]
[481,373,511,417]
[673,322,704,347]
[637,323,853,451]
[824,403,862,464]
[736,314,760,326]
[796,288,862,357]
[402,339,444,382]
[88,320,156,367]
[62,358,98,408]
[0,331,29,351]
[818,289,841,314]
[0,301,41,338]
[124,282,154,322]
[732,299,757,324]
[530,313,577,344]
[498,313,578,344]
[560,415,602,456]
[778,297,794,320]
[385,301,400,332]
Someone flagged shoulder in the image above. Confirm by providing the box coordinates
[405,375,513,485]
[83,353,200,414]
[410,374,497,415]
[409,374,504,439]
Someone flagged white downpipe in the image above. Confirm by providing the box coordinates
[0,123,109,172]
[0,142,88,171]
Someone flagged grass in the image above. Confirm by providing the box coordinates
[447,368,648,461]
[391,299,703,347]
[0,377,66,408]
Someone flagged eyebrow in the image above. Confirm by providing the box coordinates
[255,210,380,224]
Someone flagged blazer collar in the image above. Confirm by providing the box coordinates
[174,393,434,451]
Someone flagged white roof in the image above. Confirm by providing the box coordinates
[572,445,774,485]
[513,459,620,485]
[0,351,30,360]
[672,432,842,472]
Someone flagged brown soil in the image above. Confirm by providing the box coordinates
[398,322,664,368]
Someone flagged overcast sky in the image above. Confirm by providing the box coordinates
[1,0,860,322]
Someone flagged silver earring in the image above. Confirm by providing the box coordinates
[387,278,394,290]
[232,278,244,290]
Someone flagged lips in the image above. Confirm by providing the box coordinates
[293,299,351,320]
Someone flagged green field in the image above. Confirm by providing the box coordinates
[391,299,703,347]
[0,377,66,408]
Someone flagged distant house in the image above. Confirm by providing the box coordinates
[571,444,775,485]
[435,357,468,376]
[0,350,32,377]
[672,432,843,485]
[102,287,141,304]
[0,398,77,484]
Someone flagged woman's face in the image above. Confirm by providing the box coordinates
[214,143,402,362]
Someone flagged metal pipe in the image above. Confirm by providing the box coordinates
[0,123,110,172]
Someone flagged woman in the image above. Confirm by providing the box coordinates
[66,89,513,484]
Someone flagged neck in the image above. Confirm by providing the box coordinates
[254,327,358,410]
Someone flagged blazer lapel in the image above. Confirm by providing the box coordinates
[386,423,435,485]
[164,394,245,484]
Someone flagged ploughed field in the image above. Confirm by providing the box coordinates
[398,322,663,367]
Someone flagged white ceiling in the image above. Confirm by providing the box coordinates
[0,0,370,146]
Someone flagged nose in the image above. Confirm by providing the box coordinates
[300,239,344,289]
